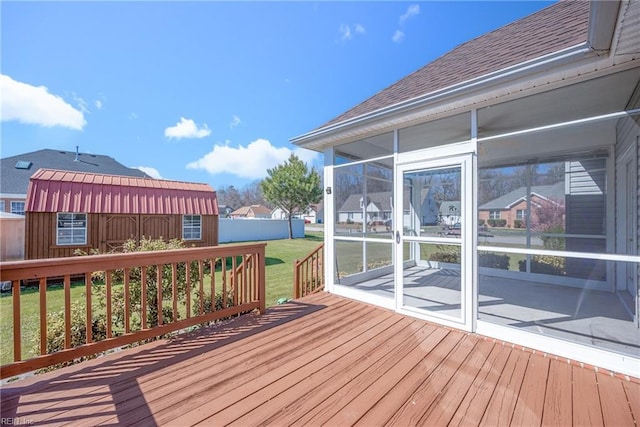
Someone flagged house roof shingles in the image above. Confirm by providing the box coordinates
[320,1,590,130]
[1,149,150,195]
[231,204,272,217]
[479,182,565,210]
[26,169,218,215]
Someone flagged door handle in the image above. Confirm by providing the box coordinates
[396,230,400,244]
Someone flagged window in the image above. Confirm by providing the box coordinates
[11,201,25,215]
[0,201,5,212]
[489,210,501,220]
[57,213,87,245]
[516,209,526,220]
[183,215,202,240]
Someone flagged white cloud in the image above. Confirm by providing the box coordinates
[164,117,211,139]
[339,23,366,42]
[135,166,163,179]
[392,30,405,43]
[186,138,319,180]
[0,74,86,130]
[73,94,90,113]
[339,24,352,41]
[95,100,103,109]
[399,4,420,25]
[230,115,241,129]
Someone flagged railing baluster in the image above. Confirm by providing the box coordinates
[64,275,71,349]
[172,263,178,322]
[39,277,47,356]
[124,268,130,334]
[199,260,204,316]
[222,257,227,309]
[157,265,163,326]
[13,279,21,362]
[186,262,191,319]
[85,272,92,344]
[141,266,148,330]
[211,258,216,313]
[232,256,238,307]
[106,271,112,338]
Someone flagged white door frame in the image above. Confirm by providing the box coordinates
[394,153,475,331]
[616,141,638,324]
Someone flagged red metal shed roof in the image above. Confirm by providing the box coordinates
[26,169,219,215]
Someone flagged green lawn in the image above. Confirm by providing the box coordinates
[0,233,324,366]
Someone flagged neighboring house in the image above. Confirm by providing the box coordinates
[218,204,234,218]
[24,169,219,259]
[272,203,324,223]
[271,207,288,220]
[314,202,325,224]
[479,182,565,228]
[303,203,323,224]
[230,204,272,219]
[291,1,640,377]
[338,189,439,226]
[0,148,149,215]
[438,201,461,226]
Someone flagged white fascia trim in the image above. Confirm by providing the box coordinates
[0,194,27,199]
[291,44,594,146]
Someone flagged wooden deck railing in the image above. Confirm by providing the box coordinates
[0,243,266,379]
[294,243,324,299]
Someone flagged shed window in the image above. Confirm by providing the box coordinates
[57,213,87,245]
[11,201,25,216]
[183,215,202,240]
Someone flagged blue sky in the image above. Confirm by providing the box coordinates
[1,1,554,189]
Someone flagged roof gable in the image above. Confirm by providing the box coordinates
[479,182,565,210]
[26,169,218,215]
[319,1,590,130]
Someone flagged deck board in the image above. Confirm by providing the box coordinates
[1,292,638,426]
[541,358,573,426]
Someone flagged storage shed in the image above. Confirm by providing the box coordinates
[24,169,219,259]
[0,212,25,261]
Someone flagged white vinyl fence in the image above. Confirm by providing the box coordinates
[218,218,305,243]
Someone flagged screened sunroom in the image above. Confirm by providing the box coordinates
[292,1,640,376]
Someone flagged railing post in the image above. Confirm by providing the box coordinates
[258,247,266,314]
[294,259,300,299]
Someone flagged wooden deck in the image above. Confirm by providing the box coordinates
[1,292,639,426]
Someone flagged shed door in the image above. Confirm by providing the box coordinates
[102,214,139,252]
[140,215,171,241]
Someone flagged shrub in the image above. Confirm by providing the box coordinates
[519,256,566,276]
[430,245,460,264]
[494,219,507,227]
[487,219,496,227]
[32,293,110,371]
[478,219,485,226]
[479,253,510,270]
[513,219,525,229]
